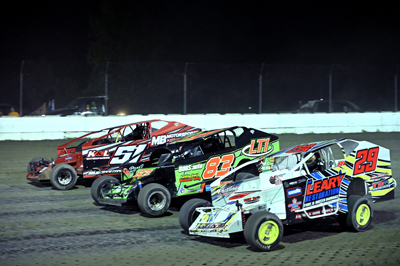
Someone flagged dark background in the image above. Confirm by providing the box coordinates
[1,1,399,115]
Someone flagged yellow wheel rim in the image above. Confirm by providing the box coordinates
[356,203,371,226]
[258,221,279,245]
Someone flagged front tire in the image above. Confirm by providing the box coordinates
[138,183,171,217]
[49,164,77,190]
[346,195,373,232]
[244,211,283,252]
[91,175,119,204]
[179,198,212,233]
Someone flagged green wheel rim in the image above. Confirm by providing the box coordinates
[258,221,279,245]
[356,203,371,226]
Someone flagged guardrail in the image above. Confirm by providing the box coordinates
[1,112,399,141]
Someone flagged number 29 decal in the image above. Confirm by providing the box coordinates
[203,154,234,179]
[353,147,379,175]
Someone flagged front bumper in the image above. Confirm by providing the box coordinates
[26,167,51,181]
[189,207,243,238]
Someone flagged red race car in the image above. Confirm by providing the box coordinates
[26,119,201,190]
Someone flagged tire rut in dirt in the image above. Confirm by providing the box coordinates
[0,194,90,204]
[0,207,104,218]
[0,226,183,256]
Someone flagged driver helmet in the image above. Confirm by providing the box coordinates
[306,154,317,169]
[202,138,215,153]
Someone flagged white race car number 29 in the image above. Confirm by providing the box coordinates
[109,144,147,165]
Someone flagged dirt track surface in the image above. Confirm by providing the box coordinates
[1,133,400,266]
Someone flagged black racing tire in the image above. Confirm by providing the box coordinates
[244,211,283,252]
[346,195,373,232]
[27,157,50,173]
[179,198,212,233]
[138,183,171,217]
[91,175,119,204]
[49,164,77,190]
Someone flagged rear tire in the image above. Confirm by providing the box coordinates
[91,175,119,204]
[244,211,283,251]
[179,198,212,233]
[346,195,373,232]
[138,183,171,217]
[49,164,77,190]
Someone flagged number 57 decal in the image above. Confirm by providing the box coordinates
[109,144,147,165]
[353,147,379,175]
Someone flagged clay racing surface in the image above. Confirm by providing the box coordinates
[1,133,399,266]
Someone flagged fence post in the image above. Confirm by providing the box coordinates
[259,63,265,114]
[19,60,25,116]
[395,65,398,112]
[105,61,109,115]
[329,64,333,113]
[183,62,189,115]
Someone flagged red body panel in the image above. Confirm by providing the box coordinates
[26,119,201,181]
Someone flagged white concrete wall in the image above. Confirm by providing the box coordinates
[0,112,399,141]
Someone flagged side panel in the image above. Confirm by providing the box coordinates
[283,170,349,224]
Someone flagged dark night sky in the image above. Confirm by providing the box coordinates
[1,0,399,64]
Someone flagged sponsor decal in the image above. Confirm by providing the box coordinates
[303,173,344,208]
[214,182,242,201]
[287,187,302,198]
[220,182,241,195]
[179,174,201,182]
[178,164,203,173]
[369,172,389,181]
[229,192,253,201]
[244,196,260,204]
[84,169,121,175]
[187,188,203,192]
[295,213,306,219]
[129,164,144,172]
[180,187,186,194]
[372,180,390,190]
[151,131,199,146]
[64,156,73,161]
[337,161,346,167]
[288,198,302,212]
[241,138,274,157]
[86,150,111,160]
[179,165,191,172]
[295,207,337,219]
[196,223,227,230]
